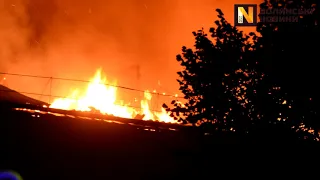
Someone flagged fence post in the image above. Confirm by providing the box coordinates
[49,77,52,104]
[156,93,159,110]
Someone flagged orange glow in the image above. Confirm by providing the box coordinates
[50,69,177,123]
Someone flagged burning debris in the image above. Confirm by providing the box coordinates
[134,114,145,120]
[49,69,179,123]
[0,76,7,86]
[88,106,101,114]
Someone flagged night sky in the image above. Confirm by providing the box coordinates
[0,0,257,99]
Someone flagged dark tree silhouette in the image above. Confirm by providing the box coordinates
[165,0,320,142]
[163,9,263,134]
[255,0,320,139]
[165,2,320,142]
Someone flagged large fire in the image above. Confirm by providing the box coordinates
[50,69,177,123]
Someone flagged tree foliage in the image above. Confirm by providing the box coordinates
[164,0,320,140]
[163,9,262,133]
[255,0,320,138]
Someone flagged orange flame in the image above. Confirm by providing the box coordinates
[50,69,177,123]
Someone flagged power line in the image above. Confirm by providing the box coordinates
[0,72,184,99]
[0,89,166,113]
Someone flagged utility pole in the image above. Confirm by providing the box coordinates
[137,64,141,98]
[136,65,140,90]
[49,77,52,104]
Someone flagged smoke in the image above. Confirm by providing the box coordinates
[0,0,30,70]
[0,0,258,101]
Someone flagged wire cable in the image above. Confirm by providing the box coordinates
[0,89,167,113]
[0,72,184,99]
